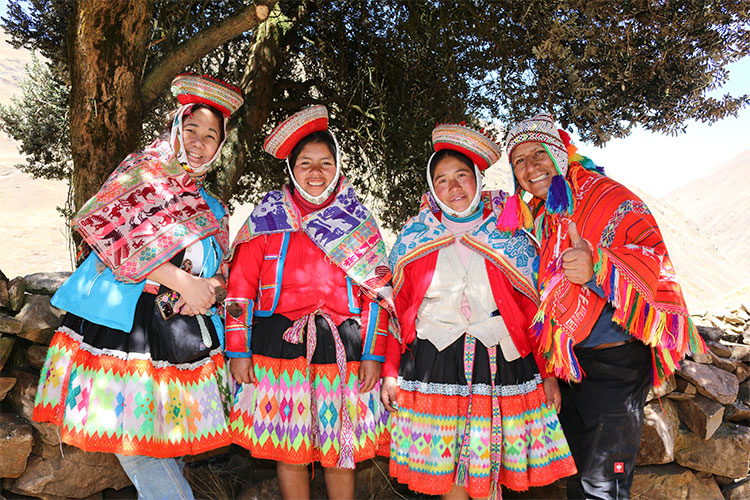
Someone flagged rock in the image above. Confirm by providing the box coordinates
[631,463,723,500]
[236,477,282,500]
[6,369,61,446]
[0,377,16,401]
[27,344,49,370]
[0,280,8,309]
[736,363,750,383]
[667,392,695,401]
[677,394,724,439]
[0,413,34,478]
[711,351,740,373]
[738,380,750,405]
[637,399,679,465]
[0,314,23,335]
[675,377,697,394]
[24,272,72,296]
[697,325,724,343]
[647,375,676,402]
[721,342,750,361]
[725,401,750,422]
[707,340,733,358]
[723,333,742,343]
[676,359,739,404]
[723,476,750,500]
[8,277,26,313]
[743,327,750,346]
[674,423,750,478]
[4,441,131,499]
[0,268,7,281]
[0,334,16,372]
[715,474,735,486]
[691,352,713,364]
[14,294,65,345]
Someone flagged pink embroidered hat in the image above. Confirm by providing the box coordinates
[263,105,329,160]
[432,123,503,171]
[170,73,244,117]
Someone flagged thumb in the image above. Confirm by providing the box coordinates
[568,221,585,248]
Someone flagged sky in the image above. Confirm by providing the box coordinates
[1,1,747,198]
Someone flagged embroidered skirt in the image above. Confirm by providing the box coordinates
[230,313,389,468]
[33,294,233,458]
[389,334,576,497]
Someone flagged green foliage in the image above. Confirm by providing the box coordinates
[0,53,70,179]
[2,0,748,230]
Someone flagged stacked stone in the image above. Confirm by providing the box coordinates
[633,304,750,500]
[0,269,132,499]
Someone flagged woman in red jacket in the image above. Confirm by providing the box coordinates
[381,123,576,499]
[224,106,395,500]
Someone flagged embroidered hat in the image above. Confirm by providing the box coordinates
[432,123,503,171]
[504,113,568,176]
[170,73,243,117]
[263,105,329,160]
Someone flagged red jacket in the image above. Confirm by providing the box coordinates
[382,248,549,378]
[225,231,389,360]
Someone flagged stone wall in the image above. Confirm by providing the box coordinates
[1,269,750,499]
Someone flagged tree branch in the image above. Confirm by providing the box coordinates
[140,0,279,108]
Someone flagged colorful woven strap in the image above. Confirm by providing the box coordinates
[488,345,502,500]
[455,335,477,488]
[283,311,356,469]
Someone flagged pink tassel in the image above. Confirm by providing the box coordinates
[497,193,521,232]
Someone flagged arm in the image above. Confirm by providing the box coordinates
[357,293,389,393]
[147,261,222,316]
[224,238,265,355]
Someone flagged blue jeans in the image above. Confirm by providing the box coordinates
[115,454,195,500]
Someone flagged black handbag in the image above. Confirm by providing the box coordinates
[150,249,220,364]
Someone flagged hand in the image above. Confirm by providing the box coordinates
[358,359,381,393]
[174,274,218,316]
[229,356,257,384]
[380,376,398,413]
[542,377,561,413]
[562,221,594,285]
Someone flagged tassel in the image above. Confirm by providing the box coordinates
[545,174,574,215]
[497,193,521,232]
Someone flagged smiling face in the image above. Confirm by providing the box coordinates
[292,141,337,197]
[511,141,558,200]
[181,107,223,169]
[431,156,477,213]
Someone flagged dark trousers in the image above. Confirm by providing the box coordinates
[559,341,652,500]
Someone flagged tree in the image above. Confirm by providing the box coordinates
[2,0,748,231]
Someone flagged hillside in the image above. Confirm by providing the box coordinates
[666,150,750,268]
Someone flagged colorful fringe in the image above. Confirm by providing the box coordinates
[230,356,389,467]
[33,327,233,457]
[593,248,706,385]
[389,374,576,497]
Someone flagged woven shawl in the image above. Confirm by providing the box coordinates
[72,139,229,283]
[389,190,539,324]
[231,177,396,331]
[531,163,705,385]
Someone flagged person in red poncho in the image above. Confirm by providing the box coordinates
[381,123,576,500]
[224,105,396,500]
[505,113,706,499]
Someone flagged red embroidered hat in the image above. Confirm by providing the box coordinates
[263,105,329,160]
[170,73,243,117]
[432,123,503,171]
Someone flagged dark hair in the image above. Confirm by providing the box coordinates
[289,131,337,167]
[162,103,225,142]
[429,149,474,181]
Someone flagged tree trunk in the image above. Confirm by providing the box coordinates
[68,1,153,212]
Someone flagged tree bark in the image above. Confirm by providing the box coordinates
[68,0,153,212]
[215,4,299,201]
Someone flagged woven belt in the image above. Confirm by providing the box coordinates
[283,311,356,469]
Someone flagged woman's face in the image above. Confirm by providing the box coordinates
[180,107,222,169]
[292,142,336,197]
[432,156,477,213]
[511,142,557,200]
